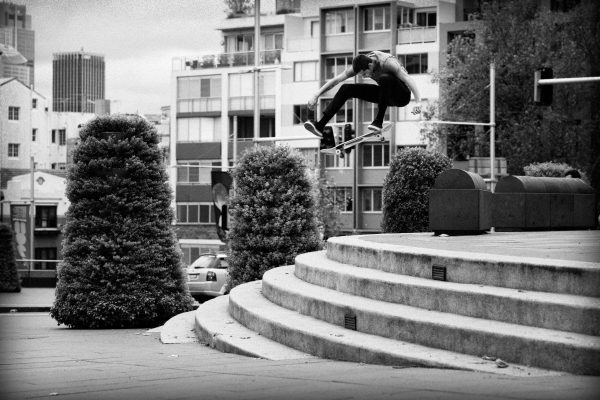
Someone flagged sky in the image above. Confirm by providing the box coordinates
[10,0,238,115]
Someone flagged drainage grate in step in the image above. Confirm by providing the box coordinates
[432,265,447,281]
[344,313,357,331]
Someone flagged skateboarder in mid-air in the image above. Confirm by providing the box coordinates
[304,51,422,146]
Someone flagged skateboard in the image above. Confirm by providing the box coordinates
[321,124,391,158]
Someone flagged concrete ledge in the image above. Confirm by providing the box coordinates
[327,233,600,296]
[195,294,315,361]
[295,251,600,335]
[262,266,600,375]
[228,280,563,377]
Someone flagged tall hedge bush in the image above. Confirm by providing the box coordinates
[524,161,586,181]
[382,148,451,233]
[0,223,21,292]
[51,115,194,328]
[227,146,321,289]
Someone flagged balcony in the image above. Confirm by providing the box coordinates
[397,26,436,44]
[229,95,276,111]
[173,49,282,72]
[177,97,221,113]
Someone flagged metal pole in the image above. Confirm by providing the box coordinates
[490,63,496,192]
[538,76,600,85]
[253,0,260,143]
[29,156,35,276]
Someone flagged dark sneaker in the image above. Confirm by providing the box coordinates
[367,121,383,132]
[304,120,323,138]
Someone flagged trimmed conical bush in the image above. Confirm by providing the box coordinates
[227,145,321,290]
[51,115,193,328]
[0,223,21,292]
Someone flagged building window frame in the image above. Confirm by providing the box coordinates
[35,205,58,228]
[324,152,352,169]
[176,202,215,224]
[8,143,19,158]
[8,106,19,121]
[293,104,314,125]
[363,143,390,168]
[323,55,353,80]
[361,187,383,213]
[364,6,391,32]
[294,61,318,82]
[325,8,355,35]
[333,187,353,213]
[397,53,428,74]
[32,128,37,142]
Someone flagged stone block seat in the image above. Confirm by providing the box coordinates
[195,231,600,376]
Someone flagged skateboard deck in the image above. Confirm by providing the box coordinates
[321,124,391,158]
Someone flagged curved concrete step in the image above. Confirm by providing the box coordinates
[194,295,315,360]
[326,234,600,296]
[295,251,600,336]
[228,280,562,377]
[262,266,600,375]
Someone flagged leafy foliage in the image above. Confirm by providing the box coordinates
[50,115,194,328]
[0,223,21,292]
[524,161,581,178]
[315,174,341,241]
[381,148,451,233]
[227,146,321,289]
[422,0,600,176]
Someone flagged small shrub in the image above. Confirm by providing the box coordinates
[227,146,321,290]
[0,223,21,292]
[50,115,194,328]
[523,161,583,179]
[382,148,452,233]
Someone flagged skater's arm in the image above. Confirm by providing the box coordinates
[308,67,356,110]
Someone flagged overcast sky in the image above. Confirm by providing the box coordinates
[11,0,248,115]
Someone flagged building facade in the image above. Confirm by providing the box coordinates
[0,1,34,85]
[169,0,482,260]
[52,51,105,113]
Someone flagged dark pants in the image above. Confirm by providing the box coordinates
[317,75,411,129]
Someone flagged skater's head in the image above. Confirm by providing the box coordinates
[353,54,373,75]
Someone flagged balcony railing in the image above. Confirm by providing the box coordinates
[397,26,436,44]
[229,95,276,111]
[177,97,221,113]
[173,49,282,71]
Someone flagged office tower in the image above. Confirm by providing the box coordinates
[0,1,34,85]
[53,51,105,113]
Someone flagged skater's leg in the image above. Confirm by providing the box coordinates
[316,84,379,129]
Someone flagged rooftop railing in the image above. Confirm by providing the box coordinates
[173,49,282,72]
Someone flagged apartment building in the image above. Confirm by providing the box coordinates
[0,1,34,85]
[170,0,483,260]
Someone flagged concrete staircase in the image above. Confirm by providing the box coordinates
[195,233,600,376]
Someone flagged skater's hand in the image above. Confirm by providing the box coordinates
[411,104,422,115]
[307,95,318,110]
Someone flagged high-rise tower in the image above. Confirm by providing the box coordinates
[53,51,105,113]
[0,1,34,85]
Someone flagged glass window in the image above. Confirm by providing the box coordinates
[334,187,353,212]
[364,6,390,31]
[8,106,19,120]
[59,129,66,146]
[417,11,437,27]
[34,247,57,270]
[363,143,390,167]
[294,61,318,82]
[398,53,428,74]
[176,203,215,224]
[293,105,314,125]
[8,143,19,158]
[324,55,352,80]
[361,188,383,212]
[325,9,354,35]
[35,206,57,228]
[32,128,37,141]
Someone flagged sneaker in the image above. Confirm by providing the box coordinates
[367,121,383,132]
[304,120,323,138]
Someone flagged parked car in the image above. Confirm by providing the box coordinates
[186,253,229,297]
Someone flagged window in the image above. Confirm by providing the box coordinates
[32,128,37,141]
[176,203,215,224]
[311,21,319,37]
[36,206,57,228]
[334,187,353,212]
[363,143,390,167]
[59,129,66,146]
[177,75,221,99]
[177,117,221,142]
[364,6,390,31]
[398,53,428,74]
[177,161,220,184]
[294,61,318,82]
[51,129,56,143]
[416,11,436,27]
[8,143,19,158]
[262,33,283,50]
[324,55,353,80]
[324,153,351,169]
[361,102,389,124]
[397,6,414,26]
[293,105,314,125]
[51,163,67,170]
[321,99,353,124]
[32,98,37,109]
[34,248,57,270]
[8,106,19,120]
[276,0,301,14]
[325,9,354,34]
[361,188,383,212]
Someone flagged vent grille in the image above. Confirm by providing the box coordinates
[432,265,447,281]
[344,313,357,330]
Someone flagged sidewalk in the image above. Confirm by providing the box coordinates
[0,287,55,313]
